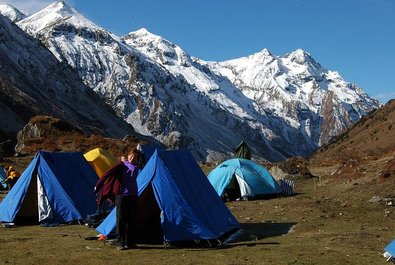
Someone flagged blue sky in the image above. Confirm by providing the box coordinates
[7,0,395,103]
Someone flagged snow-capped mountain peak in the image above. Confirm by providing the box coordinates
[131,27,154,37]
[280,48,323,79]
[123,27,193,68]
[223,48,276,64]
[255,48,273,58]
[45,1,74,15]
[285,48,313,64]
[0,2,26,22]
[17,1,100,35]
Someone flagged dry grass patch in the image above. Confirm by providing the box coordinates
[1,176,394,265]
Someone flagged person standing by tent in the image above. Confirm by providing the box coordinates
[115,148,144,251]
[3,166,20,190]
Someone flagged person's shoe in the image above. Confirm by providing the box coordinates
[125,243,137,249]
[117,245,127,251]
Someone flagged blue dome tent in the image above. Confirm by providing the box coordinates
[208,158,282,200]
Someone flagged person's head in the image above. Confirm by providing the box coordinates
[127,148,141,164]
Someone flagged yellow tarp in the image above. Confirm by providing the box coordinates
[84,148,119,178]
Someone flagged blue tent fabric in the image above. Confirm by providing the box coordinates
[0,166,7,189]
[139,144,160,162]
[96,149,239,242]
[208,158,282,197]
[0,151,98,225]
[385,240,395,257]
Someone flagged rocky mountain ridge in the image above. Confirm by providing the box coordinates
[308,99,394,185]
[0,1,381,162]
[0,12,138,141]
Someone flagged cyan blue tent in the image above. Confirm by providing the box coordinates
[0,151,98,225]
[0,166,7,189]
[96,149,239,242]
[208,158,282,200]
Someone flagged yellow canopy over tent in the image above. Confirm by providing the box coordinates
[84,148,119,178]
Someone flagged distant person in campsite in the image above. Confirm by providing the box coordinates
[3,166,20,189]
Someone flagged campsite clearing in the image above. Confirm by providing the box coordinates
[1,169,393,265]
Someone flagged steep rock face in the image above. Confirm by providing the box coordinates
[0,14,135,140]
[9,1,380,162]
[13,115,155,156]
[15,3,198,151]
[14,115,81,154]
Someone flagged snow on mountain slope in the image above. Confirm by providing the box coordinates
[123,28,258,120]
[17,1,138,113]
[202,48,379,145]
[15,2,279,161]
[9,1,380,162]
[124,28,379,150]
[0,2,26,22]
[0,12,136,139]
[124,29,312,158]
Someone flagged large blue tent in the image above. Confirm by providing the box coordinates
[208,158,282,200]
[96,149,239,242]
[0,151,99,225]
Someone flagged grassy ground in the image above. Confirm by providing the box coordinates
[1,168,394,265]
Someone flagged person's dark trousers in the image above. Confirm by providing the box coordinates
[115,194,138,247]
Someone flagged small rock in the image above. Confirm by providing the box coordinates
[368,196,383,203]
[383,198,394,206]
